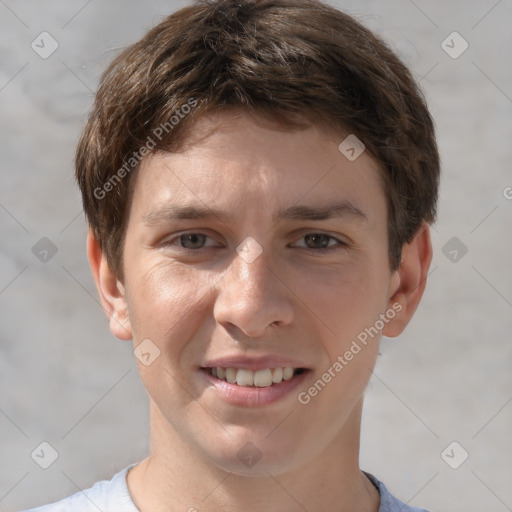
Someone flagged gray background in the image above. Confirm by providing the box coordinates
[1,1,511,511]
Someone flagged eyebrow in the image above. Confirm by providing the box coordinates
[142,200,368,225]
[278,202,367,222]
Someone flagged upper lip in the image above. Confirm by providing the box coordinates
[201,355,310,371]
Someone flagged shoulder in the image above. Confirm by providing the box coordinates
[21,464,139,512]
[365,472,430,512]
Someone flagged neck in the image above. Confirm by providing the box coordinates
[127,399,379,512]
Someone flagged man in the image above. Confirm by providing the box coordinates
[25,0,439,510]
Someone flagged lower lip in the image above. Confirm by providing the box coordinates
[199,369,310,407]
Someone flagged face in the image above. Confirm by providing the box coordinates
[106,112,404,475]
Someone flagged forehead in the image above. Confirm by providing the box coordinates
[131,112,387,228]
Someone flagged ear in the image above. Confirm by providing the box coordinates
[87,230,132,341]
[382,222,433,338]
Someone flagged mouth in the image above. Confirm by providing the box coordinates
[201,366,307,388]
[199,365,310,407]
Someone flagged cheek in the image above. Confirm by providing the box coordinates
[125,258,213,348]
[124,260,217,410]
[294,258,388,402]
[297,258,390,345]
[295,267,385,428]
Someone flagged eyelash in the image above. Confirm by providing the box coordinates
[165,232,347,253]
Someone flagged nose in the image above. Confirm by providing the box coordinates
[213,246,294,339]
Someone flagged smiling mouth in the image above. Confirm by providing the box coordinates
[201,367,307,388]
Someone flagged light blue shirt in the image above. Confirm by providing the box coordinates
[22,464,430,512]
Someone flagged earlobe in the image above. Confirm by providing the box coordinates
[382,222,433,338]
[87,230,133,341]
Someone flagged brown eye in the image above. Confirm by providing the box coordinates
[303,233,333,249]
[293,232,345,251]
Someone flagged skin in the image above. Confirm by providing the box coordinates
[88,111,432,512]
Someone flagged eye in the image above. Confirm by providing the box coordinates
[168,233,218,250]
[292,233,346,251]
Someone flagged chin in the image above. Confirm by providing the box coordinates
[199,432,306,477]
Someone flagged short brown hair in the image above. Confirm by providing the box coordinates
[76,0,439,280]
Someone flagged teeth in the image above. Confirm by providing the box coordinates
[283,367,294,380]
[254,368,273,387]
[272,367,283,383]
[236,369,254,386]
[225,367,236,384]
[209,366,300,387]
